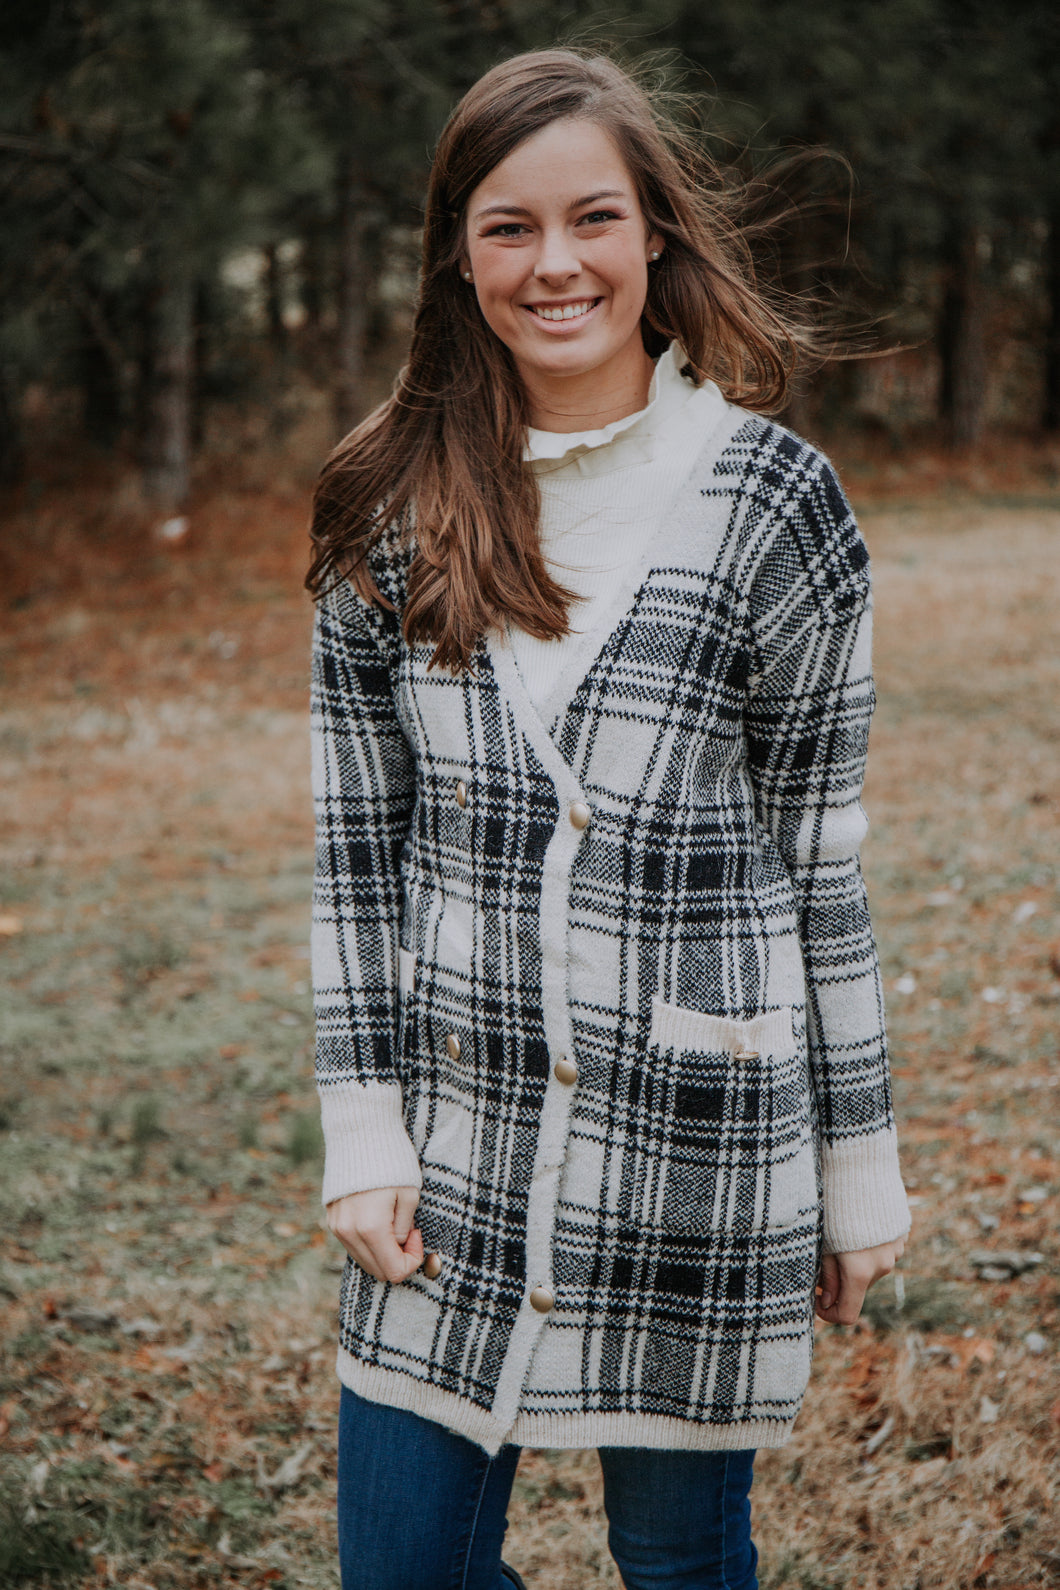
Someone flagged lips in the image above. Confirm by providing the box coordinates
[525,298,600,322]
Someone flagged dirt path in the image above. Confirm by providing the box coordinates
[0,488,1057,1588]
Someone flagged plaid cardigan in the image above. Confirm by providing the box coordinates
[311,405,909,1456]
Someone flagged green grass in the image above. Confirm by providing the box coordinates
[859,1274,981,1335]
[0,1486,90,1586]
[286,1111,323,1168]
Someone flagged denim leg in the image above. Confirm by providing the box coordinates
[599,1446,758,1590]
[337,1385,522,1590]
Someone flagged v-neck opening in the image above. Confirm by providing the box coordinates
[489,401,749,751]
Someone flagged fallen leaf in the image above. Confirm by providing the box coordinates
[65,1306,118,1333]
[215,1531,262,1569]
[258,1439,314,1492]
[864,1413,895,1455]
[934,1336,997,1371]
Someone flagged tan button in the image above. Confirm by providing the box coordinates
[456,779,468,809]
[529,1286,555,1313]
[422,1252,442,1280]
[446,1032,462,1061]
[553,1057,578,1085]
[569,801,592,830]
[733,1049,760,1062]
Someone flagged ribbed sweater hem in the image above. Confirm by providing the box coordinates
[820,1125,910,1254]
[336,1348,796,1457]
[318,1080,422,1206]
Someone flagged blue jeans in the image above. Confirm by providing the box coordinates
[338,1385,758,1590]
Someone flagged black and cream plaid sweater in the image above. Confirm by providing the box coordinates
[311,400,909,1456]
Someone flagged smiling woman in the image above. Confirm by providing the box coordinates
[306,49,825,672]
[305,46,909,1590]
[462,119,662,430]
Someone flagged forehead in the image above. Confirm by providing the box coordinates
[469,118,635,212]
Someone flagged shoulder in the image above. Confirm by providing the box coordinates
[714,411,870,623]
[316,518,413,659]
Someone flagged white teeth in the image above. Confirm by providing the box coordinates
[533,301,593,321]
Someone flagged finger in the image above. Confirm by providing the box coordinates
[393,1186,420,1246]
[834,1266,871,1325]
[816,1252,840,1312]
[397,1225,424,1278]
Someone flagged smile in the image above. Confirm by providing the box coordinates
[525,299,599,322]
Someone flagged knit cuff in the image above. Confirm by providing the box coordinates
[820,1125,911,1254]
[318,1080,423,1206]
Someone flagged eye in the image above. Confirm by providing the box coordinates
[579,209,621,226]
[484,222,528,238]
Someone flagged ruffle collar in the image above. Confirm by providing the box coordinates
[524,342,693,465]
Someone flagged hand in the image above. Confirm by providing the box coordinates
[815,1237,906,1326]
[326,1186,424,1284]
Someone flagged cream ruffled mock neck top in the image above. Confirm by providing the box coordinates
[510,342,727,712]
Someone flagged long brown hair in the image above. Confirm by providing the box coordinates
[308,48,823,671]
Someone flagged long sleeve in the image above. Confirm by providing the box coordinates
[311,579,422,1205]
[744,451,909,1253]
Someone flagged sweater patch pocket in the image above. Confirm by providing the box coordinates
[645,998,815,1235]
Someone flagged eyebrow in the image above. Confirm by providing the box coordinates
[472,189,628,222]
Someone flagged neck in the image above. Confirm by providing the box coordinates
[522,346,656,433]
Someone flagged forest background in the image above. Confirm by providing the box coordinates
[1,0,1060,498]
[1,4,1059,1590]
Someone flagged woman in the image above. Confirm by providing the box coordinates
[308,48,909,1590]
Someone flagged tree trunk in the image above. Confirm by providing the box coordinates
[334,156,371,437]
[264,243,286,352]
[190,279,211,452]
[300,224,325,337]
[0,363,23,484]
[775,196,819,438]
[1044,205,1060,432]
[937,223,988,450]
[78,313,124,449]
[141,271,193,511]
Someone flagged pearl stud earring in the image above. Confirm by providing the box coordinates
[463,270,473,281]
[649,250,661,261]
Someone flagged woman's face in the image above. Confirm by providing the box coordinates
[462,118,662,419]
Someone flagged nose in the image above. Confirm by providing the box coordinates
[534,226,580,285]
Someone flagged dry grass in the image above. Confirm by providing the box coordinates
[0,464,1057,1588]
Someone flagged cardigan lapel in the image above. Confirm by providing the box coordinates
[484,403,750,764]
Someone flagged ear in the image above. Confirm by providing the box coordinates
[459,259,474,284]
[647,232,664,263]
